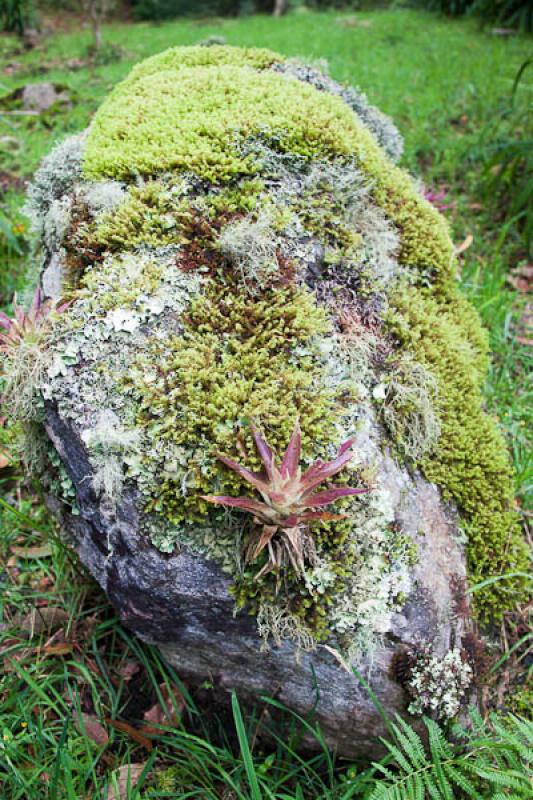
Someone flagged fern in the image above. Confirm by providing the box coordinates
[367,713,533,800]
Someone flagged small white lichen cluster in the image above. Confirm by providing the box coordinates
[1,338,52,423]
[42,196,72,253]
[257,601,316,652]
[375,355,441,460]
[218,212,279,290]
[406,647,473,721]
[80,180,126,217]
[81,410,140,503]
[24,133,85,234]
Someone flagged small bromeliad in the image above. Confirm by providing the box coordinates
[0,287,69,352]
[203,420,370,580]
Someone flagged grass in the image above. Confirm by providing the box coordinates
[0,7,532,797]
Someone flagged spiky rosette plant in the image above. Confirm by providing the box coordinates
[0,288,68,352]
[203,421,370,579]
[0,288,69,421]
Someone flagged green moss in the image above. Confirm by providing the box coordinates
[83,46,453,285]
[123,44,281,85]
[388,286,529,618]
[92,177,266,253]
[94,180,192,250]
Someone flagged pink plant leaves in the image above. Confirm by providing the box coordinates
[204,419,370,577]
[279,418,301,478]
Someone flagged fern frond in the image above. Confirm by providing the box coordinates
[368,712,533,800]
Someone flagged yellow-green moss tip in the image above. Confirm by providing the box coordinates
[123,44,281,85]
[388,286,529,618]
[83,45,454,284]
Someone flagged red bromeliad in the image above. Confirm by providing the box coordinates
[202,420,370,579]
[0,288,69,353]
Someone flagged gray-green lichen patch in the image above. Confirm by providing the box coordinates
[403,645,473,721]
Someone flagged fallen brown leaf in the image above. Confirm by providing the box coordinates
[43,642,73,656]
[11,544,52,559]
[106,763,146,800]
[508,263,533,294]
[0,450,10,469]
[73,711,109,746]
[18,607,69,637]
[142,682,185,734]
[106,719,153,751]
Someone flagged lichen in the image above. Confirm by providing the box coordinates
[81,410,140,503]
[403,645,473,721]
[375,354,441,460]
[217,212,280,290]
[24,133,85,235]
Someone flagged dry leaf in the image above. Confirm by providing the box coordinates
[11,544,52,559]
[455,234,473,255]
[508,264,533,294]
[106,719,153,751]
[117,661,141,682]
[106,763,146,800]
[0,450,10,469]
[43,642,73,656]
[18,606,69,637]
[142,682,185,734]
[73,711,109,746]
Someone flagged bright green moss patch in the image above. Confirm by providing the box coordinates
[84,66,349,183]
[83,46,454,285]
[123,44,281,87]
[388,286,529,618]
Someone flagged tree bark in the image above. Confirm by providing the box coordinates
[273,0,289,18]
